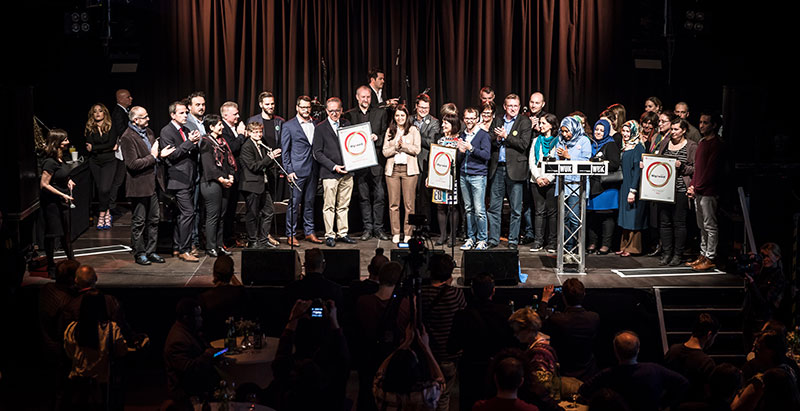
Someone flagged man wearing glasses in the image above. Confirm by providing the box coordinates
[313,97,356,247]
[457,108,491,250]
[281,96,324,246]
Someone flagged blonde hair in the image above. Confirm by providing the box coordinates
[508,307,542,334]
[84,103,112,136]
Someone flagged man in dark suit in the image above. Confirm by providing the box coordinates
[281,95,323,246]
[538,278,601,381]
[109,89,133,215]
[412,93,441,228]
[239,122,278,249]
[160,101,202,262]
[220,101,248,248]
[487,94,532,249]
[119,106,175,265]
[344,86,389,241]
[367,68,398,110]
[284,248,343,312]
[247,91,285,247]
[164,298,219,407]
[313,97,356,247]
[184,91,207,253]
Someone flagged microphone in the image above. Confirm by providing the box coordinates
[421,87,431,95]
[395,48,400,66]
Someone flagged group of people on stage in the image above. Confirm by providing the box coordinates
[39,69,723,272]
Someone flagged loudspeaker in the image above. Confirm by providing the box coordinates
[320,249,360,286]
[390,249,445,280]
[461,250,519,286]
[241,249,299,286]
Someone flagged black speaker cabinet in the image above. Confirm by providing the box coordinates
[320,249,360,285]
[461,249,519,286]
[241,248,299,286]
[390,249,445,280]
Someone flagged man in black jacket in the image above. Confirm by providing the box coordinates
[220,101,248,248]
[109,89,133,215]
[344,86,389,241]
[239,122,278,248]
[313,97,355,247]
[487,94,532,250]
[160,101,202,262]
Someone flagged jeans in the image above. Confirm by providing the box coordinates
[460,174,487,242]
[286,173,318,237]
[487,164,524,245]
[565,193,580,252]
[695,194,719,259]
[532,182,557,247]
[522,181,535,238]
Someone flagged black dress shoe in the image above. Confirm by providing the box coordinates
[325,238,336,247]
[658,254,672,266]
[147,253,165,263]
[206,249,219,257]
[262,241,277,249]
[338,236,356,244]
[375,230,390,241]
[135,255,151,265]
[360,231,373,241]
[596,248,610,255]
[218,247,232,256]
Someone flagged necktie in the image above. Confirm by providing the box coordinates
[179,128,187,142]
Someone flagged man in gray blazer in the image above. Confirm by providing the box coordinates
[413,94,441,227]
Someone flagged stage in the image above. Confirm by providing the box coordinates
[22,209,743,290]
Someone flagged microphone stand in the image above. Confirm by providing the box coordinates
[260,142,301,251]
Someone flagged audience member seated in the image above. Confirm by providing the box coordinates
[487,348,561,411]
[586,388,631,411]
[163,298,219,408]
[664,312,719,402]
[508,307,561,407]
[742,242,787,350]
[355,261,411,411]
[538,278,600,382]
[266,298,350,410]
[63,290,128,410]
[350,247,388,302]
[472,356,539,411]
[39,259,80,358]
[197,254,249,340]
[284,248,344,316]
[677,363,742,411]
[60,265,133,342]
[373,324,445,411]
[578,330,688,411]
[449,273,516,410]
[733,366,800,411]
[420,253,466,410]
[741,330,800,386]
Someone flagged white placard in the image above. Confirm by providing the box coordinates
[427,144,456,190]
[338,122,378,172]
[639,154,676,203]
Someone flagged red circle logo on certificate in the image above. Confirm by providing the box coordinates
[345,132,367,156]
[433,152,452,176]
[645,161,672,188]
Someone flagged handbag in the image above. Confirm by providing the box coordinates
[600,170,623,184]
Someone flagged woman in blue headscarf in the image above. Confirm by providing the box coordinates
[555,117,591,253]
[586,119,621,254]
[617,120,647,256]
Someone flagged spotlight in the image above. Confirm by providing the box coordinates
[684,21,695,30]
[694,23,704,32]
[81,12,89,22]
[695,12,705,21]
[81,23,91,32]
[71,12,80,22]
[685,10,695,20]
[71,23,80,33]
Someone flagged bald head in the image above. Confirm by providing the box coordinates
[75,265,98,289]
[529,92,546,115]
[614,331,640,363]
[116,89,133,108]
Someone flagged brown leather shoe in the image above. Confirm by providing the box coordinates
[305,234,323,244]
[693,257,716,271]
[267,234,280,246]
[685,256,705,267]
[286,236,300,247]
[190,246,200,257]
[172,250,179,257]
[178,252,200,262]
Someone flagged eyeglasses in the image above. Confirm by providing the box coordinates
[297,105,312,110]
[327,109,342,113]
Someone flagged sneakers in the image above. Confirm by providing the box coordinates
[404,235,411,243]
[530,243,544,252]
[392,234,401,244]
[475,241,488,250]
[460,239,475,250]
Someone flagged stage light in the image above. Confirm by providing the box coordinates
[81,23,91,32]
[71,23,80,33]
[71,12,80,22]
[685,10,695,20]
[694,23,704,32]
[684,21,695,30]
[695,12,705,21]
[81,12,89,22]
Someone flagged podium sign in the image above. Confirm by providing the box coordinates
[542,161,609,176]
[639,155,676,203]
[339,122,378,172]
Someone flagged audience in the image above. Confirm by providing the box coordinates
[741,330,800,386]
[663,313,719,402]
[284,248,344,313]
[677,363,742,411]
[196,254,249,340]
[39,259,80,358]
[508,308,561,406]
[449,273,516,410]
[579,331,688,411]
[60,265,133,342]
[472,356,539,411]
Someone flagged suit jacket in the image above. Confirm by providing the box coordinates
[281,116,317,178]
[415,114,441,172]
[185,114,206,135]
[119,126,164,197]
[382,126,421,176]
[343,106,388,176]
[313,118,351,180]
[489,114,533,181]
[160,122,199,190]
[239,138,275,194]
[164,322,219,403]
[542,306,601,380]
[111,104,130,141]
[246,114,285,150]
[369,86,384,109]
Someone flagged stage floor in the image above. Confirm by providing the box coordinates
[23,210,743,290]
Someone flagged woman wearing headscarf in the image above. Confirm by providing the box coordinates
[555,117,591,253]
[617,120,647,256]
[527,113,560,252]
[586,119,620,255]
